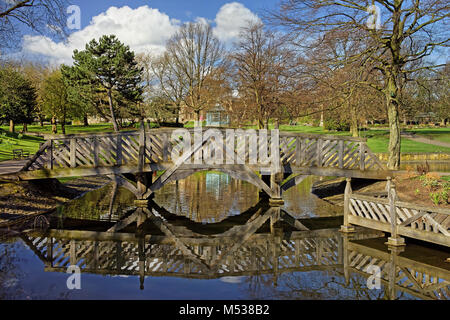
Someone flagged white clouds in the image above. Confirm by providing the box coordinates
[22,5,180,65]
[20,3,260,65]
[213,2,261,43]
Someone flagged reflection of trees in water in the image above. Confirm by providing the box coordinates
[0,242,71,300]
[242,269,409,300]
[58,183,136,221]
[154,172,259,223]
[282,176,341,218]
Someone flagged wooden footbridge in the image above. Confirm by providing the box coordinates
[22,201,449,299]
[5,127,388,201]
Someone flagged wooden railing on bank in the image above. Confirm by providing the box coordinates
[17,128,386,179]
[342,178,450,247]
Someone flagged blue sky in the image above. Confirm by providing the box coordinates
[73,0,276,25]
[16,1,278,65]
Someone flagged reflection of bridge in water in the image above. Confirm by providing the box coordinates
[22,201,450,300]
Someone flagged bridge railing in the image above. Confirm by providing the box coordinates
[21,128,385,173]
[343,179,450,247]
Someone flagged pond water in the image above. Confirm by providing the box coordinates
[0,172,449,300]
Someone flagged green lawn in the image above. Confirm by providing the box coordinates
[405,128,450,144]
[0,123,119,135]
[0,130,44,162]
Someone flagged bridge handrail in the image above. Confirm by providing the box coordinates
[20,140,51,172]
[40,128,368,143]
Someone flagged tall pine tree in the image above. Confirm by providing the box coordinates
[70,35,143,131]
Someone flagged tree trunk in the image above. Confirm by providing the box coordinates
[61,116,66,135]
[51,116,57,134]
[385,73,401,170]
[83,114,89,126]
[23,123,28,133]
[107,88,119,132]
[319,109,324,128]
[258,118,264,130]
[274,118,280,129]
[39,116,44,127]
[175,105,180,125]
[9,120,14,133]
[350,102,359,137]
[194,110,201,127]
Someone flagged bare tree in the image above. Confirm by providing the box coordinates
[0,0,68,50]
[151,52,187,125]
[269,0,449,169]
[232,23,298,129]
[165,22,226,125]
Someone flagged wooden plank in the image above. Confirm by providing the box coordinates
[93,137,99,168]
[70,138,76,168]
[359,143,365,171]
[116,135,123,166]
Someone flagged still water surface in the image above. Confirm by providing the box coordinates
[1,172,449,300]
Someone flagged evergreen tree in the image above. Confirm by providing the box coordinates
[70,35,143,132]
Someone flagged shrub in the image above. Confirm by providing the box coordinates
[324,118,350,131]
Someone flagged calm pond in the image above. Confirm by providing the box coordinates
[0,172,449,300]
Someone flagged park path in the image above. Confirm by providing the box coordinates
[401,133,450,148]
[0,160,27,176]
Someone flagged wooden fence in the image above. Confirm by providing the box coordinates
[342,178,450,247]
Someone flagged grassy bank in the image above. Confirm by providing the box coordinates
[0,130,44,162]
[0,123,117,135]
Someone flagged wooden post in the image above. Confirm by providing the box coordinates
[386,177,405,246]
[342,234,350,286]
[70,138,76,168]
[93,137,99,168]
[359,142,365,171]
[269,172,284,206]
[317,138,323,167]
[69,239,76,265]
[387,245,404,299]
[296,138,302,166]
[138,238,145,290]
[338,140,344,169]
[49,139,54,170]
[162,133,169,162]
[138,124,146,172]
[116,135,122,166]
[48,237,54,267]
[340,178,355,232]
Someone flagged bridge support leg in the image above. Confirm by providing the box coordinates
[340,178,355,233]
[259,173,271,200]
[134,172,154,206]
[269,172,284,206]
